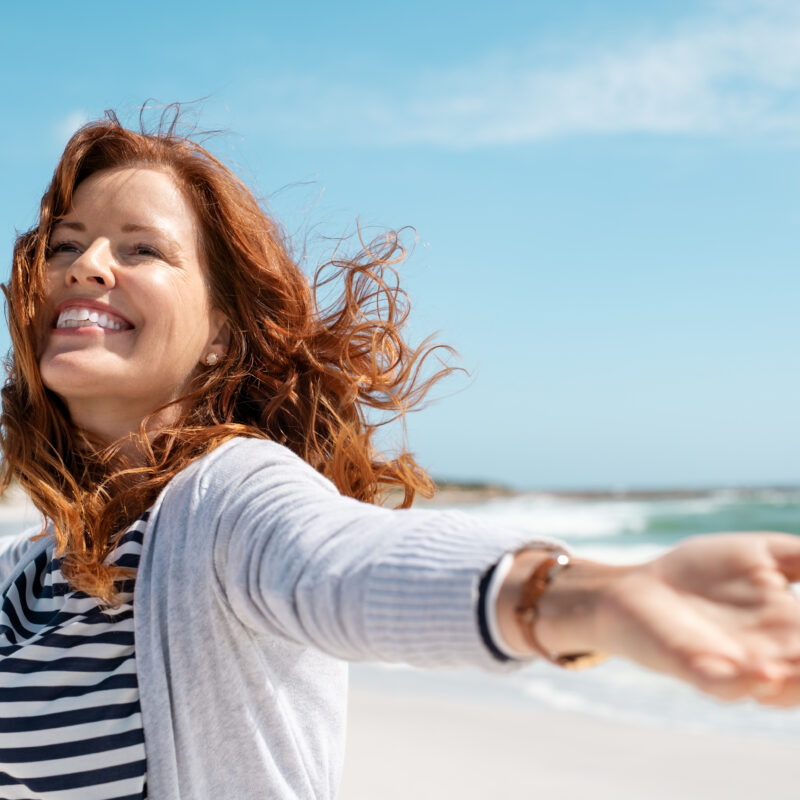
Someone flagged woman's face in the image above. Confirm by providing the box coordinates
[39,166,228,438]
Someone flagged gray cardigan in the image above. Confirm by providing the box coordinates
[0,437,557,798]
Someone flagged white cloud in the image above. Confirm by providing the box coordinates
[246,1,800,147]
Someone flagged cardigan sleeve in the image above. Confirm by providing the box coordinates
[202,437,564,671]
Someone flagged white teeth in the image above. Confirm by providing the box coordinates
[55,307,129,331]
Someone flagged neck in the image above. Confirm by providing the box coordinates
[65,396,184,462]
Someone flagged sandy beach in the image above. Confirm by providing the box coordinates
[341,665,799,800]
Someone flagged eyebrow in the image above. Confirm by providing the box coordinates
[121,223,169,236]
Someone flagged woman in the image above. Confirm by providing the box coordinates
[0,109,798,799]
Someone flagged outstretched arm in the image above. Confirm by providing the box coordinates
[497,532,800,705]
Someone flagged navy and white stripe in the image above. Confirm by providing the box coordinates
[0,512,150,799]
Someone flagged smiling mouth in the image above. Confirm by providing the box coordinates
[54,307,134,332]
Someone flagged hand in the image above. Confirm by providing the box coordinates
[570,533,800,705]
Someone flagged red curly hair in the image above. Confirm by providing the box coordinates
[0,108,454,606]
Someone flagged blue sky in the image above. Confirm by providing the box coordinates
[1,0,798,489]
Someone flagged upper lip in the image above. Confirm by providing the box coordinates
[52,298,135,329]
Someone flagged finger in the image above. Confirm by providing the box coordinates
[751,667,800,707]
[680,654,757,703]
[690,659,800,705]
[744,659,789,683]
[764,534,800,582]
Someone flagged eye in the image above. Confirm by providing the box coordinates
[47,241,81,256]
[132,244,163,259]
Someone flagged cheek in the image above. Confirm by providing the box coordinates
[141,281,214,351]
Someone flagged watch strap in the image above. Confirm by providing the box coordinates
[515,552,609,670]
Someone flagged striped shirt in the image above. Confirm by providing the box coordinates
[0,512,149,800]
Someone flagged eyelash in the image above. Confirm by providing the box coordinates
[48,241,79,255]
[48,241,164,260]
[132,244,162,258]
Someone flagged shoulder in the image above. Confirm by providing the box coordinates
[156,436,339,527]
[144,437,344,592]
[177,436,338,497]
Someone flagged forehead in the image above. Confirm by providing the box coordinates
[59,167,199,245]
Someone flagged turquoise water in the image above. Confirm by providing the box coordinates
[584,491,800,546]
[460,489,800,562]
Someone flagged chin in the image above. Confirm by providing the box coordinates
[40,357,125,399]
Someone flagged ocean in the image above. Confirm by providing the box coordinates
[3,487,800,739]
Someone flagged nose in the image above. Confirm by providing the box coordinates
[64,240,116,289]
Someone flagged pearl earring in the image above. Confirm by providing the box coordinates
[204,352,219,366]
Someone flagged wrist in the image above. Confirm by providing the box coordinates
[535,557,629,657]
[496,549,630,659]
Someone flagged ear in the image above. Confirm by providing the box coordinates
[202,308,231,365]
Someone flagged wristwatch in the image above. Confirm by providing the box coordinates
[515,551,609,670]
